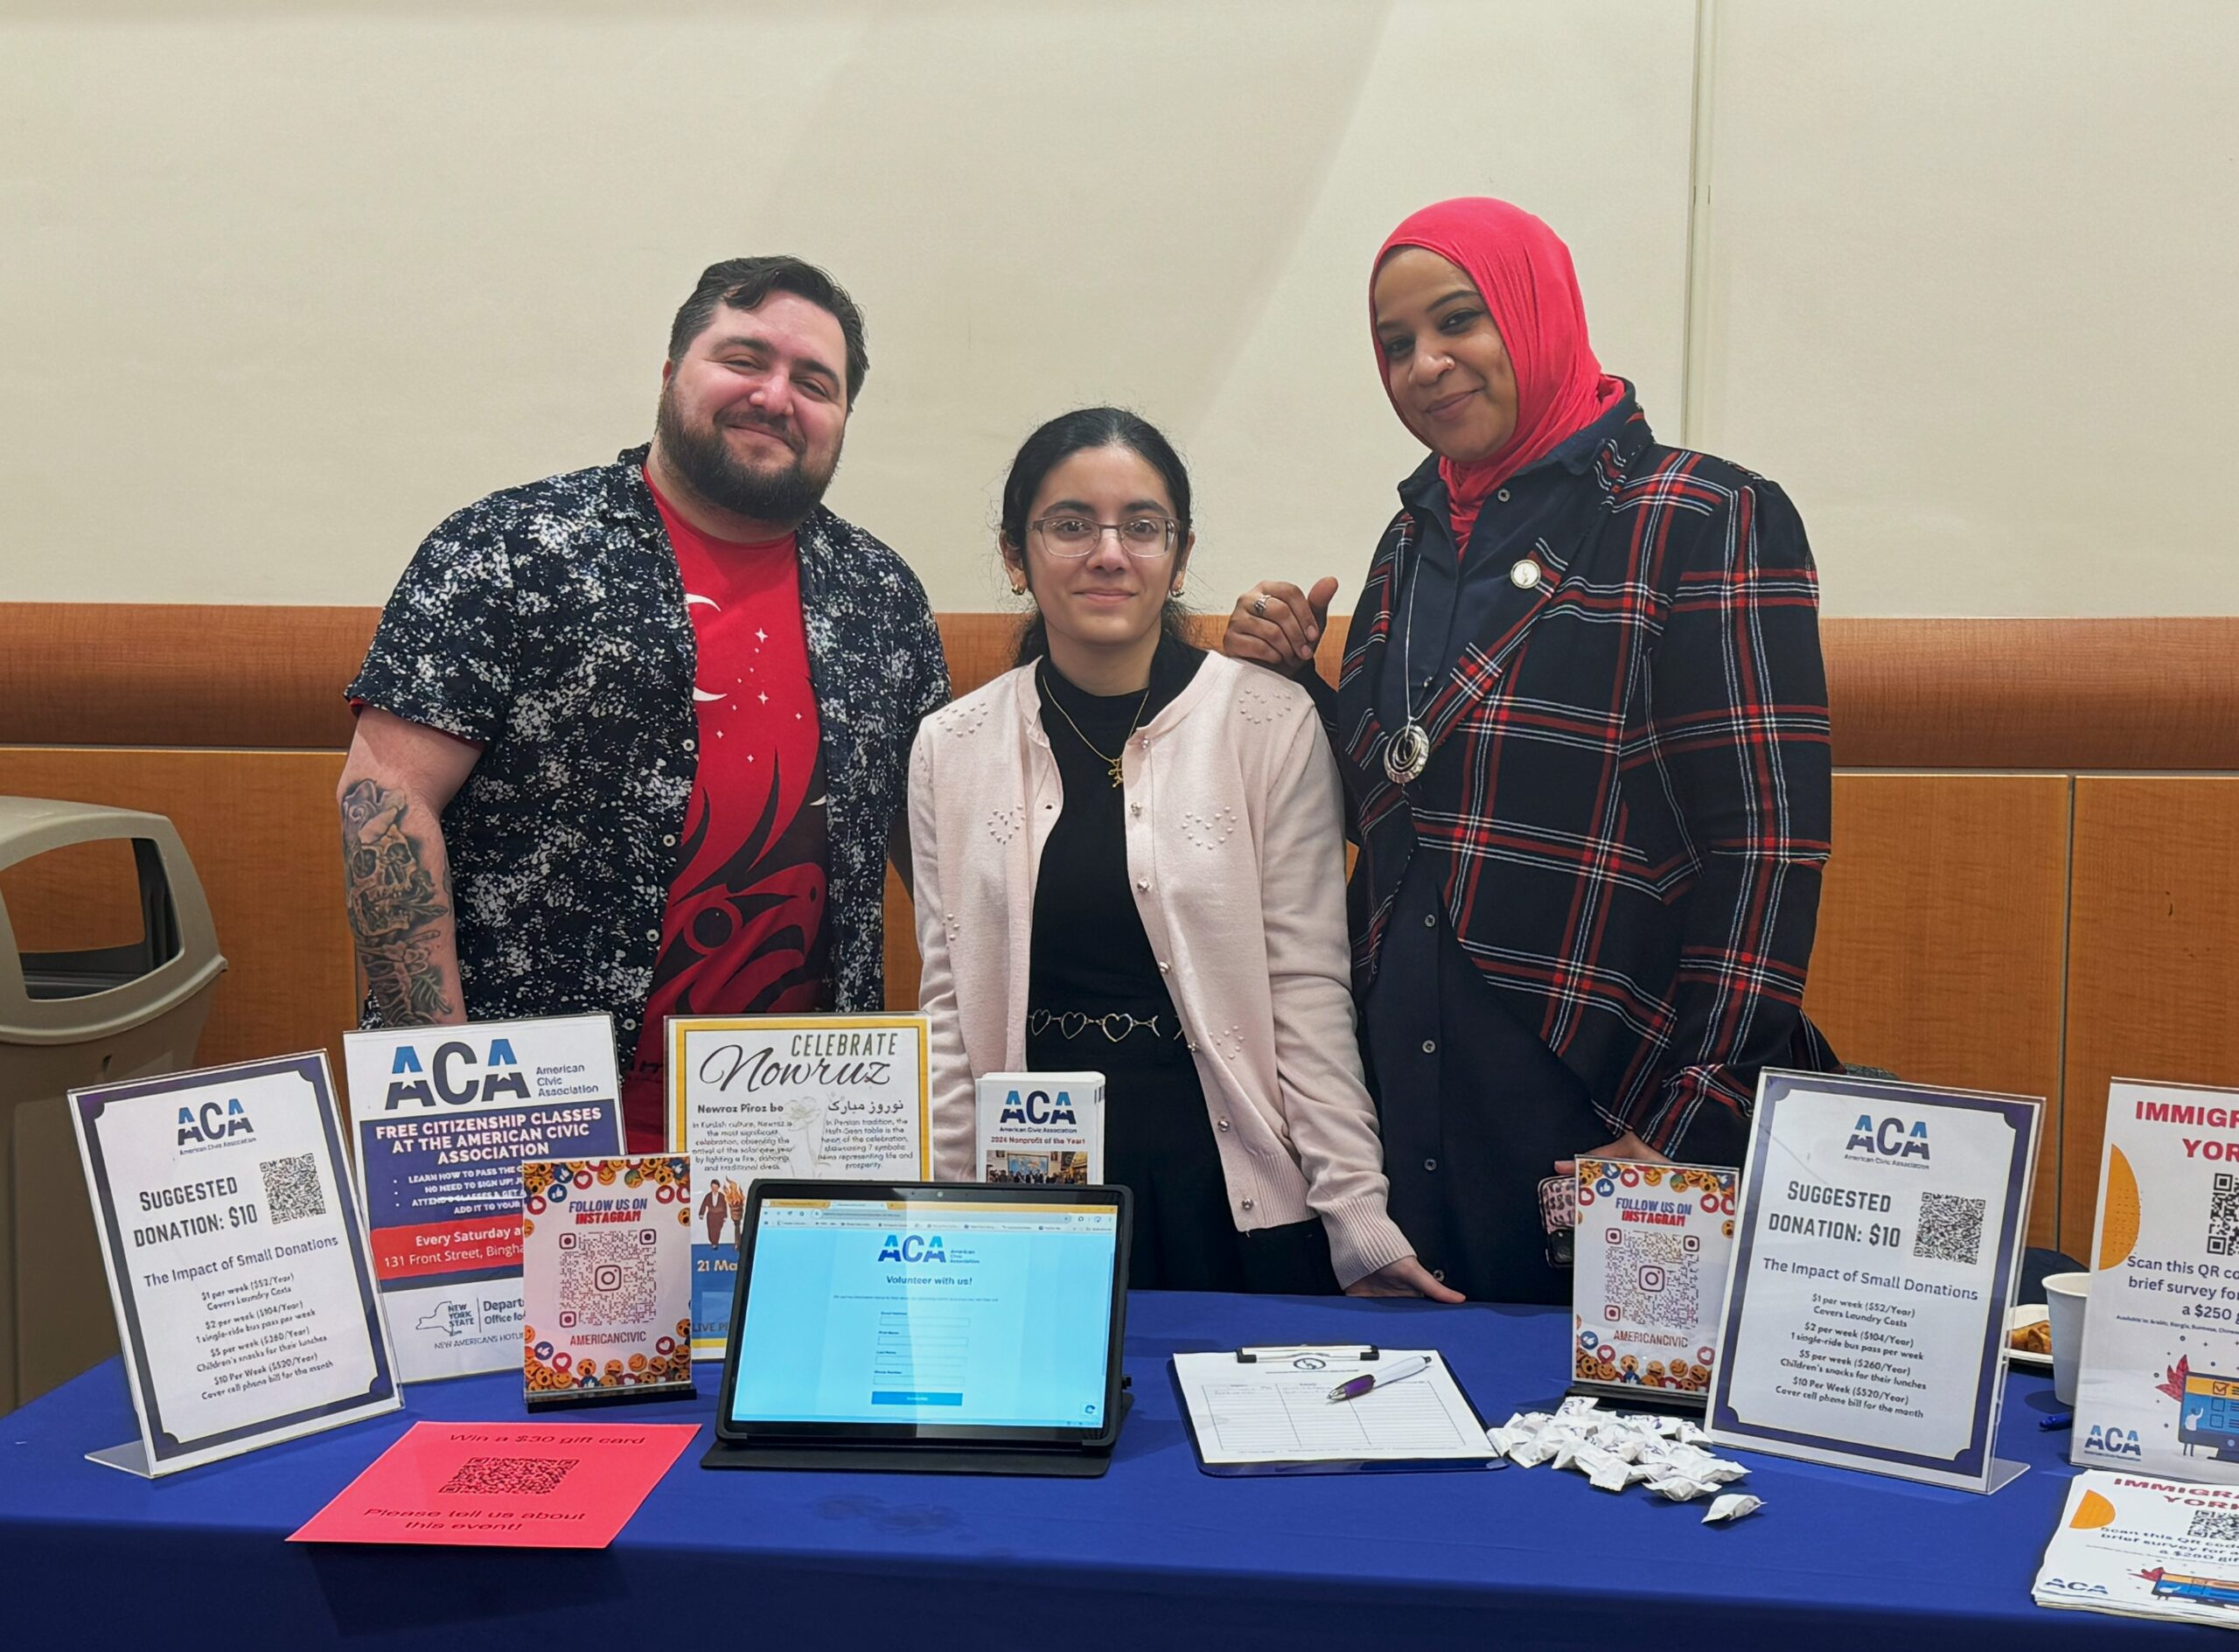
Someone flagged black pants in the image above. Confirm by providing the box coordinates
[1363,859,1609,1306]
[1028,1014,1337,1295]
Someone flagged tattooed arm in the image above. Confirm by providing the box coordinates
[337,708,482,1025]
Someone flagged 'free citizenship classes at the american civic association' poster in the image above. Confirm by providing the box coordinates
[345,1014,624,1383]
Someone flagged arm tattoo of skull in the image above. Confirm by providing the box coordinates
[341,777,455,1022]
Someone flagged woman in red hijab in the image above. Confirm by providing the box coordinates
[1224,199,1841,1304]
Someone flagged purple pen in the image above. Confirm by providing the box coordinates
[1326,1354,1434,1404]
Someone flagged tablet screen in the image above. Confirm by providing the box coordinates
[728,1195,1121,1432]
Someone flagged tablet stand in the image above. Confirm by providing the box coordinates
[701,1388,1132,1478]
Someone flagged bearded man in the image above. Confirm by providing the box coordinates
[340,257,948,1148]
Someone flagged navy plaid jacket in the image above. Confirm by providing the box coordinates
[1332,406,1839,1156]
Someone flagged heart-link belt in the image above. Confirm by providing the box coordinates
[1027,1008,1185,1044]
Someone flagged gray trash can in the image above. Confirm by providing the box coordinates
[0,798,227,1412]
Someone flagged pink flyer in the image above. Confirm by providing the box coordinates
[289,1420,697,1548]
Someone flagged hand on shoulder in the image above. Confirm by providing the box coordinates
[1221,577,1338,677]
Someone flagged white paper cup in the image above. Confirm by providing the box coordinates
[2045,1271,2090,1406]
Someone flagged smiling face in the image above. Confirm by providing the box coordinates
[1372,246,1519,465]
[1004,443,1192,674]
[652,291,850,528]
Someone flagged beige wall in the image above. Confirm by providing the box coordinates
[1697,0,2239,617]
[2,1,2229,617]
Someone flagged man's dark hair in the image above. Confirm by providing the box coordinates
[666,256,868,403]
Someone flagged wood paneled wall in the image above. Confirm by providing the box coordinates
[5,603,2236,1258]
[1803,776,2073,1246]
[2063,778,2239,1253]
[11,606,2236,767]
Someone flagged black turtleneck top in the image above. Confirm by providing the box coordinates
[1028,636,1204,1014]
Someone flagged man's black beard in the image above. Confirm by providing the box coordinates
[653,388,839,527]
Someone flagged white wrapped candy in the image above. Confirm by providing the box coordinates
[1580,1449,1654,1491]
[1477,1404,1763,1521]
[1704,1493,1764,1524]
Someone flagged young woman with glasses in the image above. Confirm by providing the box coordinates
[908,407,1456,1298]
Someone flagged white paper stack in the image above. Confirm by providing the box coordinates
[2035,1470,2239,1629]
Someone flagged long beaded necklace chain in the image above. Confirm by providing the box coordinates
[1384,552,1432,784]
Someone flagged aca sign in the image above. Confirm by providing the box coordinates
[176,1096,253,1146]
[1846,1115,1931,1163]
[383,1038,529,1109]
[998,1088,1079,1126]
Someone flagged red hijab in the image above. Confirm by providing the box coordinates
[1372,199,1626,547]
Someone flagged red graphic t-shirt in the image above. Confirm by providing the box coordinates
[621,474,832,1147]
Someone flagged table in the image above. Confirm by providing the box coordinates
[0,1293,2206,1649]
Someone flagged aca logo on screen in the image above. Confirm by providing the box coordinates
[176,1096,254,1147]
[878,1233,947,1264]
[1844,1114,1931,1164]
[383,1037,530,1109]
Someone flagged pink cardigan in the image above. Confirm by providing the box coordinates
[906,649,1416,1286]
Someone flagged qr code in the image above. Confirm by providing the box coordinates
[258,1154,324,1225]
[1913,1192,1986,1265]
[558,1228,659,1328]
[2208,1174,2239,1258]
[2189,1508,2239,1544]
[1602,1229,1701,1330]
[437,1456,578,1497]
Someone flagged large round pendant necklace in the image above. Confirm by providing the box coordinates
[1382,553,1432,785]
[1384,721,1430,784]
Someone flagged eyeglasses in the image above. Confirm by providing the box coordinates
[1029,514,1177,558]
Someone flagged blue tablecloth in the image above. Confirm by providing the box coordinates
[1,1293,2208,1649]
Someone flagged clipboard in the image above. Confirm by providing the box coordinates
[1170,1346,1503,1476]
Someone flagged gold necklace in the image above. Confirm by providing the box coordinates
[1039,663,1151,788]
